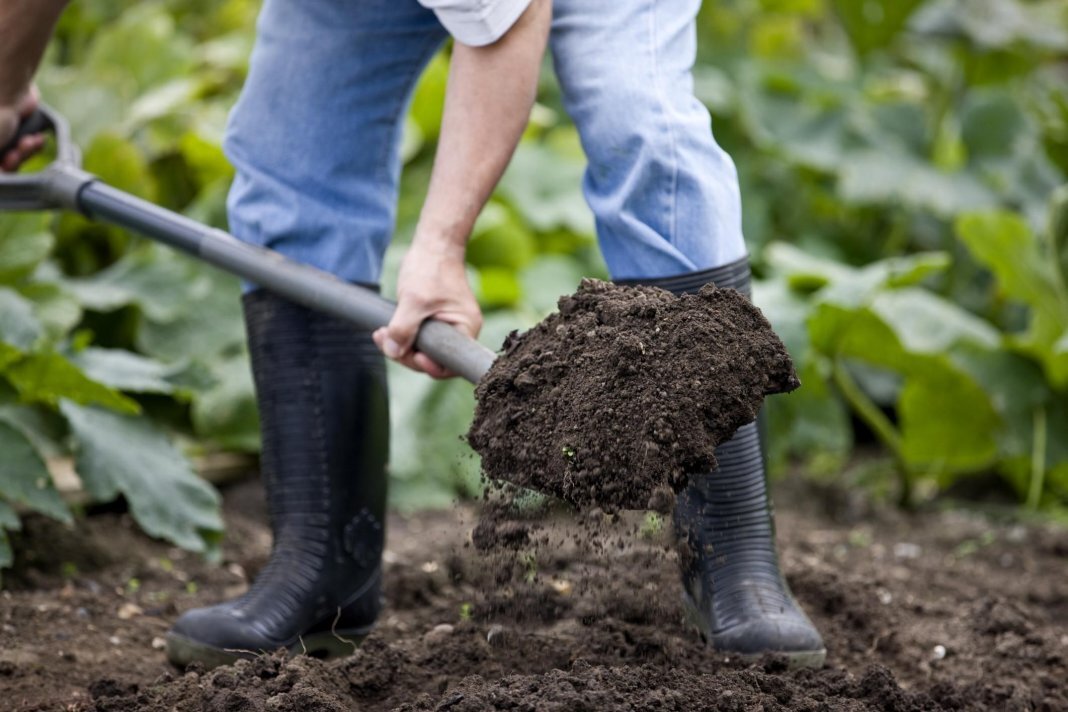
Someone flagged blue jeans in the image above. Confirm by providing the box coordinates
[225,0,746,284]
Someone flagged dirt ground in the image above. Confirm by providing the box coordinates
[1,472,1065,711]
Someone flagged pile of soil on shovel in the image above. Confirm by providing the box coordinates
[468,279,799,512]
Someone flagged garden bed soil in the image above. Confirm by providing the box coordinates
[1,474,1065,711]
[469,279,799,511]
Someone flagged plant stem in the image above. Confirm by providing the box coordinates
[831,359,911,506]
[1027,407,1047,511]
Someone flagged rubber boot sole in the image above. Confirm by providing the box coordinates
[165,625,373,670]
[680,591,826,669]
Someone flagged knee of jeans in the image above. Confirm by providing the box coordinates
[570,74,711,173]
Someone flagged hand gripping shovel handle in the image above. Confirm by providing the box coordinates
[0,108,496,384]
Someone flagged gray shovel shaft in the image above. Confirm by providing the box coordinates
[80,182,496,384]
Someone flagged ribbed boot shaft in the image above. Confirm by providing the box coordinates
[235,290,388,636]
[625,259,821,656]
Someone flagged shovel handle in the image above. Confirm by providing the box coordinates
[0,106,498,383]
[2,110,53,156]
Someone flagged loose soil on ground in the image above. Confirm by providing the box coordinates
[469,280,799,511]
[1,473,1065,711]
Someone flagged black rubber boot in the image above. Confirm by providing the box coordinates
[624,257,825,668]
[166,290,389,669]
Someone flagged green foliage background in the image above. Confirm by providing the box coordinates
[1,0,1067,570]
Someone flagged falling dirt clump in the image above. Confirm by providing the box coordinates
[468,279,799,511]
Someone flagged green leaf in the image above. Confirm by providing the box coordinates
[4,353,140,414]
[0,288,44,350]
[1050,184,1068,285]
[0,421,71,523]
[476,268,522,309]
[898,364,1000,474]
[466,203,537,271]
[0,404,68,458]
[0,501,19,569]
[838,149,996,218]
[519,255,588,317]
[61,402,223,553]
[765,358,852,475]
[766,243,950,306]
[191,351,259,452]
[388,364,481,510]
[84,4,196,94]
[408,51,448,144]
[135,265,244,361]
[956,211,1068,385]
[808,300,1001,474]
[0,214,54,284]
[17,283,82,341]
[870,288,1000,354]
[498,144,594,235]
[63,245,210,322]
[832,0,925,55]
[911,0,1068,53]
[82,132,158,202]
[69,347,181,394]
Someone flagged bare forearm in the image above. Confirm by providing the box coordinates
[414,0,551,256]
[0,0,68,104]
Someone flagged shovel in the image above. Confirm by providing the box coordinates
[0,106,497,384]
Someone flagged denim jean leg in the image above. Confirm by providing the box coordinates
[224,0,448,286]
[549,0,747,281]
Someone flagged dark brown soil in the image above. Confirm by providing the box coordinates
[2,473,1065,711]
[468,279,799,511]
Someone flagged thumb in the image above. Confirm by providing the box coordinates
[382,298,426,359]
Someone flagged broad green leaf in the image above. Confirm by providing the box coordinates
[84,4,196,93]
[767,243,950,306]
[0,421,71,523]
[911,0,1068,52]
[409,51,449,143]
[951,343,1049,460]
[388,364,481,510]
[4,353,140,414]
[753,276,812,358]
[477,268,522,309]
[467,204,537,271]
[0,288,43,350]
[0,404,68,459]
[870,288,1000,354]
[61,402,223,553]
[0,214,54,284]
[83,132,158,202]
[956,211,1068,385]
[898,365,1000,474]
[69,347,180,394]
[832,0,925,55]
[1051,184,1068,285]
[63,246,210,322]
[520,255,589,317]
[17,283,82,341]
[498,144,594,235]
[191,351,259,452]
[136,265,243,361]
[765,358,852,475]
[838,149,996,218]
[0,501,19,569]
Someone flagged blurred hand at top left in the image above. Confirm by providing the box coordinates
[0,85,45,172]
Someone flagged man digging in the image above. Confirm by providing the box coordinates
[1,0,825,669]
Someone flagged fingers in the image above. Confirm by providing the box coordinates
[1,133,45,172]
[1,87,43,173]
[372,327,454,379]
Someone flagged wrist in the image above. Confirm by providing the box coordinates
[410,222,469,262]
